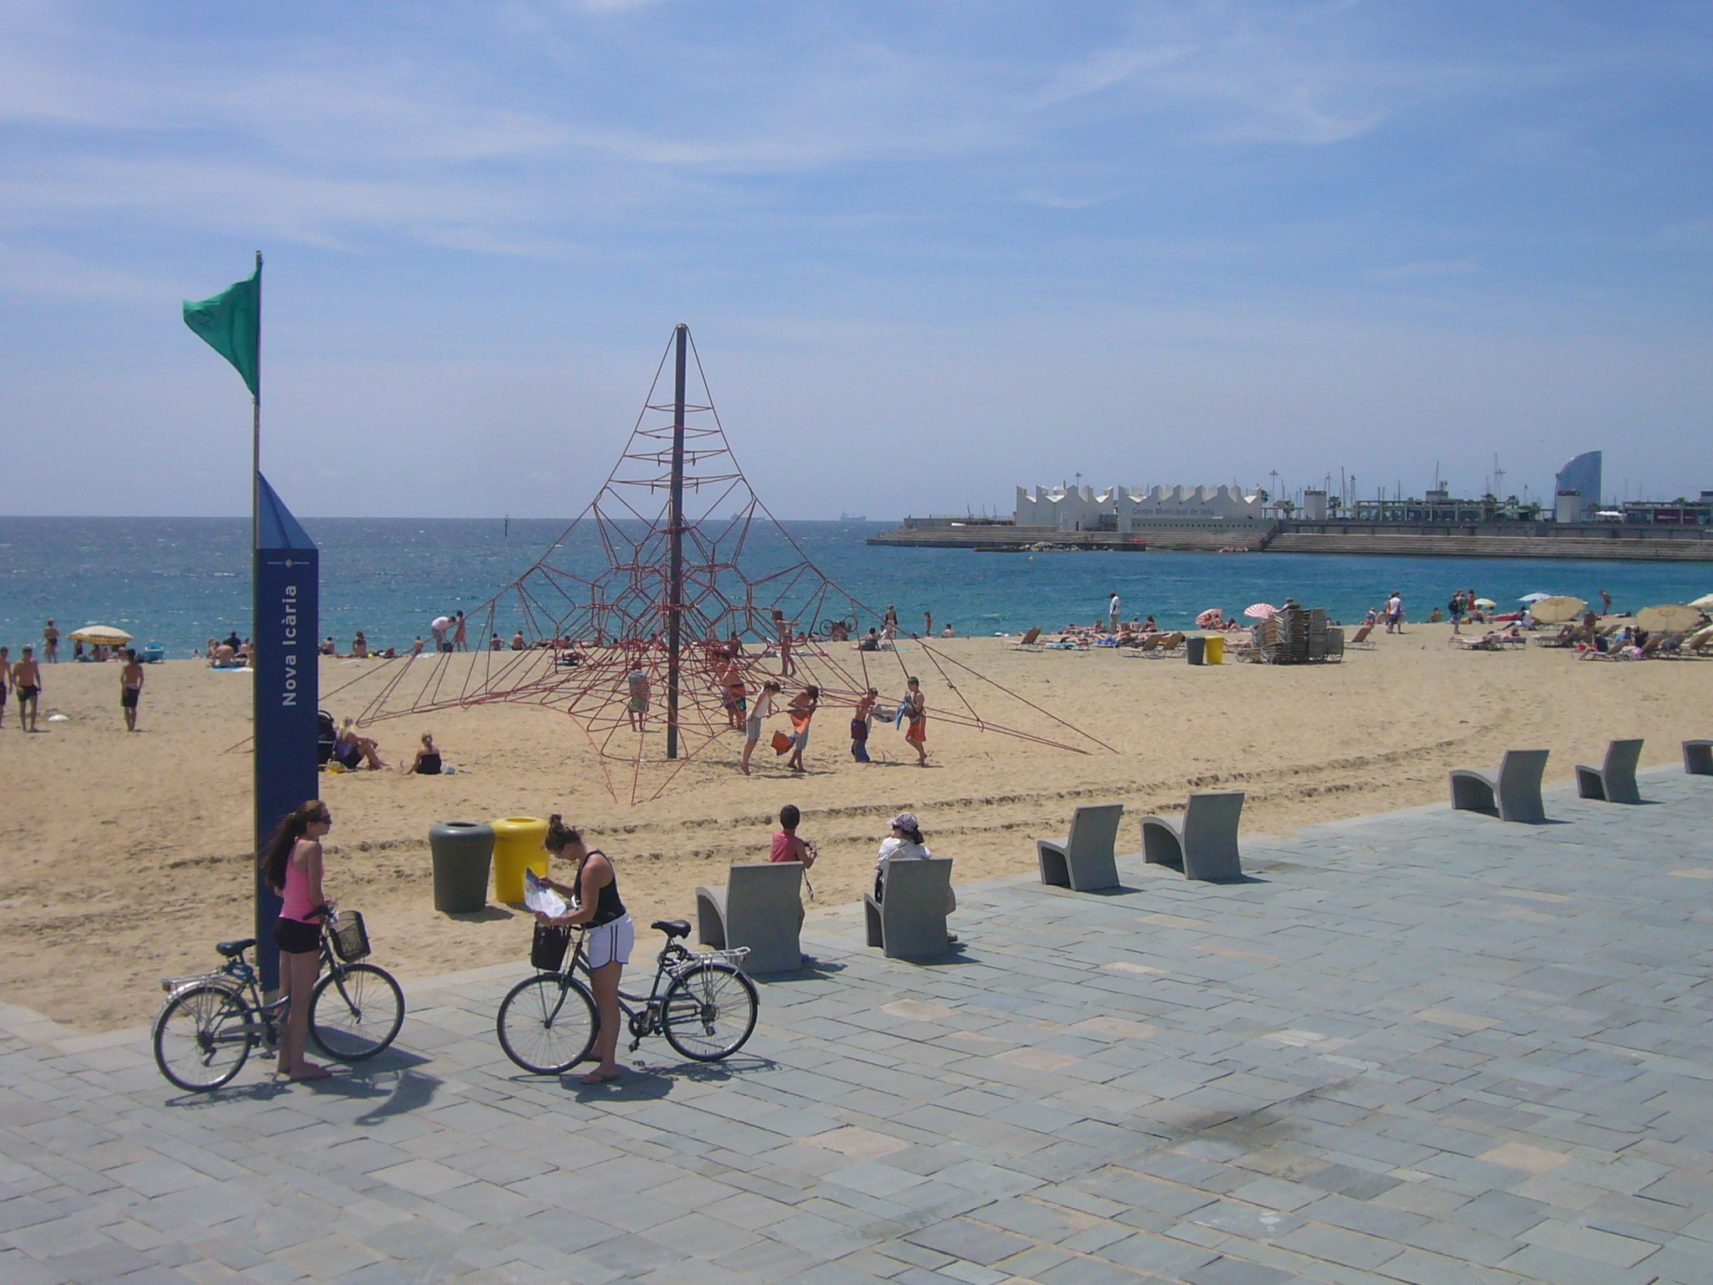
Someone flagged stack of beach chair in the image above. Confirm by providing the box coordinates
[1251,607,1335,665]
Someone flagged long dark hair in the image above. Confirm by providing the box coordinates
[260,799,329,891]
[544,813,582,854]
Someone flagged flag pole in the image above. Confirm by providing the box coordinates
[252,250,263,551]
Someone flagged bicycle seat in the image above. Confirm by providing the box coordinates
[652,919,691,939]
[216,938,256,958]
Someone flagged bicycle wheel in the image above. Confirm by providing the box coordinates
[497,975,598,1074]
[310,963,405,1062]
[661,963,758,1061]
[153,985,254,1091]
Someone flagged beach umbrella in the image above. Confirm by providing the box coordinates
[1472,598,1496,609]
[69,624,132,645]
[1196,608,1224,628]
[1530,596,1586,625]
[1635,603,1702,633]
[1243,603,1278,620]
[1689,593,1713,610]
[1519,592,1554,603]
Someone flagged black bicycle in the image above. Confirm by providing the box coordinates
[496,918,758,1075]
[152,910,405,1091]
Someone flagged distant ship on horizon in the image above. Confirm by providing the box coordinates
[839,512,868,522]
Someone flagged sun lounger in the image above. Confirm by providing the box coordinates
[695,862,804,973]
[1140,791,1244,882]
[1144,632,1186,658]
[1036,803,1124,891]
[864,857,955,959]
[1684,740,1713,775]
[1011,627,1044,651]
[1449,749,1549,823]
[1574,738,1644,804]
[1345,622,1376,648]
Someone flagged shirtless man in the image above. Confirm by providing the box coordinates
[902,675,927,767]
[0,646,9,728]
[43,619,59,664]
[13,646,42,732]
[777,620,795,678]
[120,648,145,731]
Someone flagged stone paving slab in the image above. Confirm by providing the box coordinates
[3,767,1712,1281]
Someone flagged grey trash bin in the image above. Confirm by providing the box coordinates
[1185,635,1206,665]
[429,820,494,913]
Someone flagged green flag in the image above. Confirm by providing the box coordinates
[183,267,260,396]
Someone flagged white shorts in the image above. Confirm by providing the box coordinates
[585,914,634,970]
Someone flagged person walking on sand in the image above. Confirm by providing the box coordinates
[0,646,9,729]
[776,614,795,677]
[43,620,59,664]
[13,646,41,733]
[533,815,632,1084]
[261,800,337,1082]
[883,604,898,642]
[119,648,144,731]
[784,686,818,773]
[851,687,877,762]
[902,675,927,767]
[740,680,781,775]
[625,661,650,731]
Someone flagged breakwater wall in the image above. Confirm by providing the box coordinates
[1271,522,1713,561]
[871,519,1713,560]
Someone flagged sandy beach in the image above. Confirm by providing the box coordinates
[5,627,1707,1032]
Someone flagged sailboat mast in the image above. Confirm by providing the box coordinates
[665,324,687,759]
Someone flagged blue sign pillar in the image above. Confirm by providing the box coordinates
[253,475,319,992]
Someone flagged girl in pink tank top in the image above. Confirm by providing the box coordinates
[260,800,335,1082]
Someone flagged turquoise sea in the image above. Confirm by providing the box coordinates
[1,516,1705,657]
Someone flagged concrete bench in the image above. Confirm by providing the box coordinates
[1450,749,1549,823]
[1140,791,1244,882]
[695,862,804,974]
[864,857,955,960]
[1575,738,1644,804]
[1684,740,1713,775]
[1036,803,1124,891]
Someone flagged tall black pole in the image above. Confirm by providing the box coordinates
[665,324,687,759]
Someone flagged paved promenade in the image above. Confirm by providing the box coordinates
[4,768,1712,1283]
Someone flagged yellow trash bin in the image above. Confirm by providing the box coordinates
[491,816,549,903]
[1204,634,1225,665]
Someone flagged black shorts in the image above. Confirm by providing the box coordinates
[121,688,140,708]
[16,685,38,702]
[274,917,321,954]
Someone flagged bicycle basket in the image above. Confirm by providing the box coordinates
[330,911,371,962]
[531,923,573,972]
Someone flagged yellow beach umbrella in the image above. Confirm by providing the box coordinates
[1529,596,1585,625]
[1635,604,1702,633]
[69,625,132,645]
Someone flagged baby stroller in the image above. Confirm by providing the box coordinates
[316,710,337,765]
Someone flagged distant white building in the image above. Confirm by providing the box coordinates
[1015,485,1266,532]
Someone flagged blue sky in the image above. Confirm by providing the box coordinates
[3,0,1710,518]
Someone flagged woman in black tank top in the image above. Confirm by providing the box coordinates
[536,814,631,1083]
